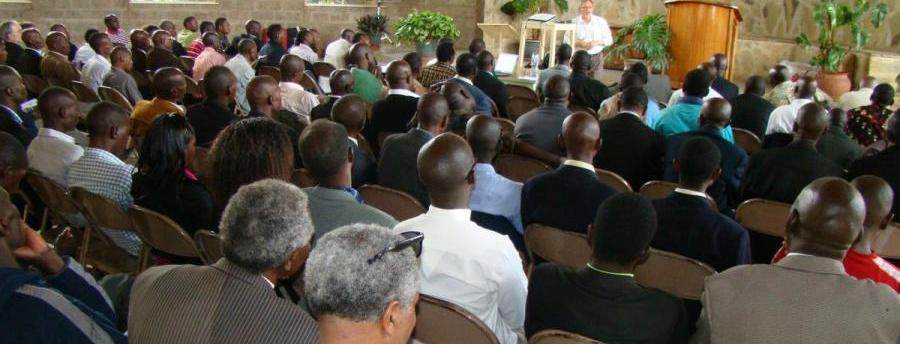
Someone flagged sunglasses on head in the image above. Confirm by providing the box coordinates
[367,231,424,264]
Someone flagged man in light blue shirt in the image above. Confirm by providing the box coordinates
[466,115,523,233]
[538,44,573,95]
[654,69,733,142]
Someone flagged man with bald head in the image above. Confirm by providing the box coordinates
[245,75,282,118]
[515,74,572,156]
[816,108,861,169]
[595,86,665,191]
[394,133,527,344]
[224,38,258,115]
[467,115,524,234]
[278,54,319,119]
[693,178,900,343]
[730,75,775,139]
[378,93,450,207]
[348,43,384,104]
[569,50,611,111]
[0,66,33,145]
[192,32,226,80]
[370,60,420,147]
[838,75,877,111]
[764,64,794,106]
[311,69,354,121]
[103,46,143,105]
[28,87,84,186]
[40,31,78,89]
[767,75,818,135]
[186,66,238,147]
[14,28,42,77]
[130,67,186,138]
[849,111,900,214]
[331,94,377,187]
[147,29,190,74]
[847,83,895,146]
[441,82,477,134]
[709,53,738,100]
[522,112,617,234]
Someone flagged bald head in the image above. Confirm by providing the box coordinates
[386,60,412,89]
[247,75,281,114]
[795,76,817,99]
[299,120,351,183]
[561,112,601,160]
[699,98,732,128]
[347,43,370,69]
[37,87,79,132]
[851,175,894,230]
[0,66,24,103]
[417,133,475,196]
[744,75,766,96]
[21,28,42,50]
[465,115,501,162]
[793,102,828,142]
[331,94,367,132]
[788,177,865,259]
[440,82,475,115]
[86,101,129,137]
[416,93,450,133]
[152,67,186,102]
[130,29,150,50]
[279,54,306,83]
[544,75,570,103]
[699,62,717,78]
[151,30,171,49]
[45,31,68,55]
[201,31,219,49]
[329,69,354,96]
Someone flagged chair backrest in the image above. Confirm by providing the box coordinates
[313,62,336,79]
[129,205,201,258]
[71,80,101,102]
[568,103,598,118]
[875,223,900,259]
[508,84,539,102]
[193,230,223,264]
[634,248,716,300]
[290,168,316,188]
[97,86,134,112]
[638,180,679,200]
[359,185,426,222]
[183,76,203,98]
[412,294,500,344]
[496,118,515,136]
[733,128,761,155]
[506,97,541,122]
[301,71,324,96]
[257,65,282,82]
[524,224,591,268]
[735,198,792,238]
[45,77,67,90]
[493,153,553,183]
[180,56,195,70]
[190,146,211,179]
[24,171,80,218]
[595,168,632,192]
[529,330,607,344]
[69,187,133,231]
[21,74,48,95]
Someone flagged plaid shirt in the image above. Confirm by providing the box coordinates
[419,61,456,88]
[847,104,893,146]
[67,148,141,256]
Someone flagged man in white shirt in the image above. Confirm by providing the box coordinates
[27,87,84,186]
[394,133,527,344]
[74,29,98,71]
[766,76,817,135]
[80,32,113,92]
[838,76,876,111]
[288,28,319,64]
[324,29,353,69]
[224,38,257,115]
[574,0,612,79]
[278,55,319,119]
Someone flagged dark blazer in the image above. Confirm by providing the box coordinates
[652,192,752,272]
[711,76,738,101]
[15,48,42,77]
[229,34,262,56]
[761,133,793,150]
[663,126,748,211]
[368,94,419,150]
[186,100,238,147]
[257,43,286,68]
[378,128,433,207]
[471,211,524,252]
[816,124,862,170]
[131,48,148,77]
[596,113,665,190]
[4,42,22,71]
[67,43,77,62]
[522,165,617,233]
[147,48,189,74]
[445,78,492,115]
[474,71,509,118]
[351,140,377,188]
[525,264,689,343]
[310,96,338,121]
[730,93,775,139]
[740,141,844,204]
[570,71,611,111]
[0,106,33,146]
[848,145,900,214]
[131,172,216,234]
[172,40,187,58]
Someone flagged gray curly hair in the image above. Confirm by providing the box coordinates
[220,179,314,273]
[304,224,420,321]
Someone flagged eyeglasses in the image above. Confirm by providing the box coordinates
[367,231,424,264]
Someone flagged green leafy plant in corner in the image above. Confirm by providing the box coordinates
[356,14,390,39]
[795,0,888,73]
[394,10,461,45]
[500,0,568,16]
[602,14,673,71]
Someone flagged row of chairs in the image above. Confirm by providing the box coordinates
[492,153,632,192]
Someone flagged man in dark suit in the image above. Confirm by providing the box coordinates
[186,66,238,147]
[730,76,775,139]
[663,98,748,212]
[0,66,33,146]
[740,102,844,204]
[596,87,665,191]
[654,137,751,271]
[710,53,738,100]
[368,61,419,151]
[40,32,78,90]
[473,51,509,118]
[257,24,286,69]
[515,75,572,156]
[848,111,900,214]
[228,19,263,56]
[158,20,187,57]
[522,112,617,233]
[2,21,24,71]
[526,192,689,342]
[445,53,492,115]
[817,108,861,170]
[332,94,377,188]
[378,93,449,207]
[310,69,354,121]
[569,50,611,111]
[15,28,43,77]
[147,30,189,75]
[130,29,150,76]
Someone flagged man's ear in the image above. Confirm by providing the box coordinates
[380,300,402,337]
[347,145,354,164]
[710,167,722,182]
[594,136,602,152]
[879,213,895,231]
[635,247,651,266]
[586,224,594,247]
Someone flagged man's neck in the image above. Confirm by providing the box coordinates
[588,259,634,275]
[430,191,470,210]
[252,107,273,117]
[318,317,385,344]
[677,181,709,194]
[318,171,352,190]
[391,83,410,91]
[87,141,119,157]
[418,125,439,136]
[851,229,878,255]
[566,153,594,165]
[209,96,230,107]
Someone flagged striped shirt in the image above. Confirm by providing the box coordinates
[107,29,129,47]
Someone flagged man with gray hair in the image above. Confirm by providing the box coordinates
[128,179,319,343]
[305,224,420,344]
[1,21,23,71]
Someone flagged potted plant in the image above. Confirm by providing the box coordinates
[394,10,461,56]
[796,0,887,98]
[500,0,568,16]
[602,14,672,72]
[357,14,389,47]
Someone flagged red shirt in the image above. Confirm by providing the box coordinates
[186,39,205,58]
[773,247,900,292]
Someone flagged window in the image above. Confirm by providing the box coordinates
[130,0,219,4]
[306,0,376,7]
[0,0,31,3]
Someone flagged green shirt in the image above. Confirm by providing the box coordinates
[177,30,198,48]
[351,67,383,104]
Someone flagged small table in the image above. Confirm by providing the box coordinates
[516,21,576,77]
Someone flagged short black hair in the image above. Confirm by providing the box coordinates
[0,132,26,170]
[628,62,649,84]
[619,71,645,89]
[571,50,592,72]
[872,83,895,107]
[83,28,99,42]
[215,17,228,29]
[103,14,118,26]
[298,120,350,182]
[183,16,196,27]
[266,24,282,41]
[88,32,109,52]
[476,51,494,70]
[683,69,711,98]
[619,86,648,109]
[677,137,721,186]
[555,43,573,64]
[455,53,477,77]
[203,66,235,97]
[592,193,657,265]
[144,25,159,34]
[436,41,456,63]
[295,28,311,45]
[403,52,422,73]
[744,75,766,95]
[199,21,214,34]
[237,38,256,55]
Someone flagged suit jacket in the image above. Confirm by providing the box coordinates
[310,96,338,121]
[186,99,237,147]
[304,186,396,239]
[171,40,187,58]
[5,42,23,71]
[514,103,571,156]
[652,192,752,272]
[526,264,689,343]
[257,43,286,68]
[40,51,77,89]
[711,76,738,101]
[596,112,665,190]
[368,94,419,151]
[15,48,41,77]
[351,140,377,187]
[446,77,492,115]
[817,124,862,170]
[730,93,775,139]
[130,98,184,138]
[131,48,148,77]
[663,126,748,211]
[522,164,617,233]
[570,71,611,111]
[474,71,509,118]
[128,259,319,344]
[0,106,34,146]
[740,141,844,204]
[146,48,190,74]
[692,255,900,344]
[378,128,433,207]
[848,145,900,214]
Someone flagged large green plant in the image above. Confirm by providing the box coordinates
[394,10,461,45]
[500,0,568,16]
[796,0,887,73]
[602,14,672,71]
[356,14,389,38]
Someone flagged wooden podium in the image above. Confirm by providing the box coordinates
[665,0,742,87]
[477,23,518,58]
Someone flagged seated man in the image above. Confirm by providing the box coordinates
[846,83,895,146]
[245,75,282,118]
[440,82,477,134]
[378,94,449,207]
[537,43,572,95]
[0,195,126,344]
[394,133,527,344]
[849,112,900,214]
[666,62,723,106]
[305,224,420,344]
[522,112,617,234]
[80,32,112,92]
[692,178,900,343]
[418,41,456,88]
[27,87,84,186]
[331,95,377,187]
[15,28,43,77]
[257,24,286,68]
[473,51,509,118]
[299,120,396,239]
[323,29,353,69]
[130,67,186,139]
[310,69,354,121]
[186,66,238,147]
[279,54,319,119]
[514,75,572,156]
[147,29,190,74]
[444,53,492,115]
[654,137,751,271]
[347,43,384,104]
[466,115,523,234]
[709,54,738,100]
[192,32,227,80]
[102,46,143,105]
[817,108,862,170]
[598,68,660,124]
[568,50,611,111]
[128,179,319,343]
[766,76,818,136]
[40,31,79,90]
[369,60,419,147]
[595,87,665,191]
[224,38,258,115]
[526,192,689,342]
[655,68,734,142]
[0,66,35,145]
[730,75,775,139]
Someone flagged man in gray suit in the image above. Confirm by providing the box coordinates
[514,75,572,156]
[378,93,450,207]
[299,120,396,239]
[128,179,319,344]
[692,177,900,343]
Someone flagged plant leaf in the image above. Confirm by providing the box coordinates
[870,3,887,28]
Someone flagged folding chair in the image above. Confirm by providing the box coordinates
[193,230,223,264]
[568,103,598,118]
[638,180,679,200]
[129,205,203,272]
[184,76,203,98]
[179,56,195,71]
[97,86,134,113]
[595,168,632,192]
[301,71,324,96]
[313,62,336,79]
[496,118,516,136]
[21,74,48,95]
[257,65,282,82]
[634,248,716,300]
[412,294,500,344]
[874,223,900,260]
[24,171,83,232]
[530,330,607,344]
[69,188,139,273]
[71,80,101,103]
[358,185,425,222]
[506,97,541,122]
[493,153,553,183]
[507,84,539,102]
[524,224,591,268]
[735,198,792,238]
[733,128,761,155]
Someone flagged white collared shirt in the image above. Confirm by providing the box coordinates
[225,54,255,114]
[667,87,723,107]
[837,87,874,111]
[74,44,96,69]
[27,128,84,186]
[288,43,319,64]
[766,98,814,135]
[279,81,320,118]
[674,187,713,201]
[575,14,613,55]
[348,136,358,146]
[785,252,817,258]
[470,163,524,233]
[454,75,474,85]
[394,206,527,344]
[324,39,351,69]
[81,54,111,92]
[387,88,421,98]
[563,159,596,173]
[261,276,276,289]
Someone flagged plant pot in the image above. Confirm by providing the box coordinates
[816,71,851,99]
[369,33,382,47]
[416,41,439,57]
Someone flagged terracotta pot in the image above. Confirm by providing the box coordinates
[817,71,851,100]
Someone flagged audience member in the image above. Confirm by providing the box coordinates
[289,28,318,64]
[667,63,723,107]
[709,53,738,100]
[440,82,477,134]
[324,29,353,69]
[730,75,775,139]
[128,179,319,343]
[214,17,231,53]
[186,21,215,58]
[192,32,226,79]
[763,64,793,106]
[692,178,900,343]
[370,60,419,145]
[569,50,611,111]
[538,43,572,95]
[402,52,428,95]
[0,132,26,197]
[466,115,523,233]
[515,75,572,156]
[228,19,262,56]
[102,46,143,105]
[444,53,492,114]
[838,76,877,111]
[655,69,735,142]
[103,14,128,46]
[573,0,612,78]
[522,112,617,233]
[245,75,282,118]
[257,23,286,68]
[596,86,665,191]
[279,54,319,118]
[849,111,900,214]
[598,67,660,124]
[347,43,384,104]
[40,31,78,89]
[846,83,895,146]
[816,108,862,169]
[473,51,510,118]
[766,75,818,135]
[2,21,23,70]
[176,16,199,47]
[311,69,353,121]
[526,192,688,342]
[186,66,238,147]
[73,28,98,70]
[468,38,486,55]
[419,41,456,88]
[159,20,187,56]
[27,87,83,186]
[129,29,152,76]
[130,67,186,138]
[80,32,112,92]
[15,28,42,77]
[224,38,257,114]
[331,94,377,187]
[147,29,190,74]
[0,66,34,145]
